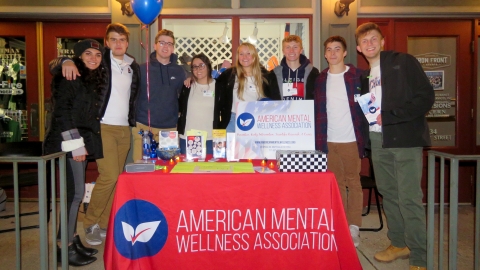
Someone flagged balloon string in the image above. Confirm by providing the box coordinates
[145,24,151,132]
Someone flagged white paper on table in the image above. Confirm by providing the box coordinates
[226,133,238,162]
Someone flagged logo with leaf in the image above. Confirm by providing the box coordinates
[236,112,255,131]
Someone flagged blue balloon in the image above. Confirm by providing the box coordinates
[131,0,163,25]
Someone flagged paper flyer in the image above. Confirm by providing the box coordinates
[185,130,207,160]
[159,130,179,148]
[357,92,380,126]
[212,129,226,158]
[226,132,238,162]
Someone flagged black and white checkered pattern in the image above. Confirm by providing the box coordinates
[276,150,327,172]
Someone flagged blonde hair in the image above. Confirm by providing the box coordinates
[235,42,265,100]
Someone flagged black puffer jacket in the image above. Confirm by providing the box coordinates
[49,48,140,127]
[44,58,108,159]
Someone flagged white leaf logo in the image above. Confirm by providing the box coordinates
[240,118,252,126]
[122,221,161,246]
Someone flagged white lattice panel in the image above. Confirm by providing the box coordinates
[175,37,281,68]
[175,37,232,67]
[241,38,281,67]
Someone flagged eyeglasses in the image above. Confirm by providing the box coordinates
[192,63,206,71]
[157,41,174,47]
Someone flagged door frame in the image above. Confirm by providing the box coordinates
[0,21,39,141]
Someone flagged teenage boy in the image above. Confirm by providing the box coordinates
[50,23,141,245]
[132,29,186,161]
[273,35,319,100]
[313,35,366,247]
[355,22,434,270]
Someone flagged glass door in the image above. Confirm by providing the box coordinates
[0,22,38,142]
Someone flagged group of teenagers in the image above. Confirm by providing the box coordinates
[43,21,434,270]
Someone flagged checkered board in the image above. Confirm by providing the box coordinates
[276,150,327,172]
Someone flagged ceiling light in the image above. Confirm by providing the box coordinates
[218,23,230,44]
[248,23,258,44]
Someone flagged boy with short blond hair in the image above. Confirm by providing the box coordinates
[272,35,319,100]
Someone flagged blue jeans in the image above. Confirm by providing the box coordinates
[226,112,236,133]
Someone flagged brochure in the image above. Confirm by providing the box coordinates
[185,129,207,160]
[159,130,179,148]
[357,92,381,126]
[212,129,226,159]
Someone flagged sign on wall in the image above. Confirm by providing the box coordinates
[410,38,456,147]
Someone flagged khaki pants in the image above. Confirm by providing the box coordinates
[83,124,130,229]
[327,141,363,227]
[131,122,176,162]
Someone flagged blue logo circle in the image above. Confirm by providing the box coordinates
[114,200,168,259]
[236,112,255,131]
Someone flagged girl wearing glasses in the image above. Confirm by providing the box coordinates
[178,53,215,154]
[213,42,281,132]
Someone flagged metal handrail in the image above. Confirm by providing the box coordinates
[0,151,68,270]
[427,150,480,270]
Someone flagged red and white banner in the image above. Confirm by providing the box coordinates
[104,170,362,270]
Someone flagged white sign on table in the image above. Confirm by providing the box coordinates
[234,100,315,159]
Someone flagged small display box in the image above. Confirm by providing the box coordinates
[276,150,327,172]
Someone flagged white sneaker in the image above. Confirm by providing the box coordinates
[349,225,360,247]
[85,224,103,245]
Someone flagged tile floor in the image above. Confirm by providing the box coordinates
[0,201,476,269]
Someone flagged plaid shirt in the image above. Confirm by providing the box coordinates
[313,64,366,158]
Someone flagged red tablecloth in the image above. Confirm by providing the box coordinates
[104,161,361,270]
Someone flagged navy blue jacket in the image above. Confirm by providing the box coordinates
[136,52,186,128]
